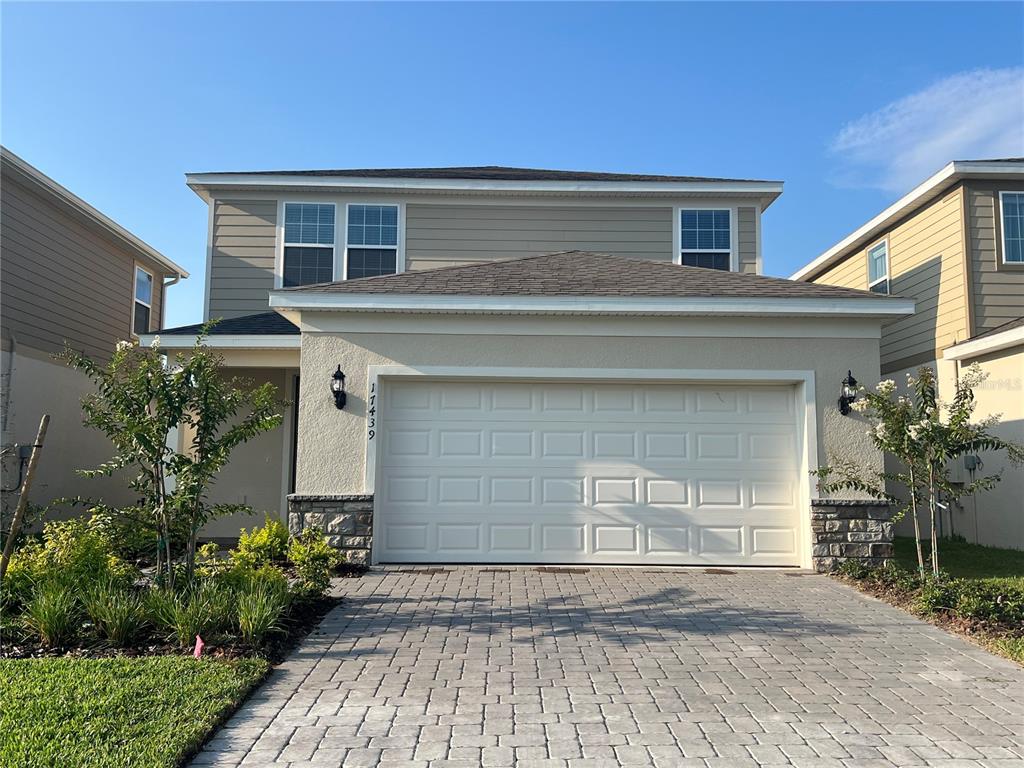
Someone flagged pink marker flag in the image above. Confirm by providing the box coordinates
[193,635,205,658]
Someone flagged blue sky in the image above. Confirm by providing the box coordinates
[3,2,1022,328]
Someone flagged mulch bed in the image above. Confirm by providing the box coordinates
[1,563,369,663]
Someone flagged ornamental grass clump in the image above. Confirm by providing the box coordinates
[146,582,236,649]
[23,582,80,648]
[83,582,148,647]
[236,582,289,646]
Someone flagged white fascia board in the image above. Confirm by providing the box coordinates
[186,172,783,198]
[138,334,300,349]
[943,326,1024,361]
[2,148,189,278]
[269,291,915,318]
[791,161,1024,282]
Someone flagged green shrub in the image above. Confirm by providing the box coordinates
[287,528,341,597]
[23,582,80,647]
[236,582,289,646]
[836,559,872,580]
[86,509,185,563]
[232,517,289,569]
[147,582,236,648]
[83,582,148,647]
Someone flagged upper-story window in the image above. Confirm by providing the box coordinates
[283,203,335,287]
[133,265,153,334]
[1000,192,1024,264]
[680,209,731,270]
[867,240,889,294]
[346,204,399,279]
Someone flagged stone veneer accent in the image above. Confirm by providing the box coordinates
[287,494,373,565]
[811,499,894,573]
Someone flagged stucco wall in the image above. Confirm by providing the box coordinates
[1,343,138,515]
[293,315,884,497]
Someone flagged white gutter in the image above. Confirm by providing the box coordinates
[791,161,1024,282]
[1,147,189,278]
[137,334,300,349]
[943,325,1024,361]
[186,172,783,200]
[268,291,915,318]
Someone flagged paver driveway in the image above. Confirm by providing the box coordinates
[192,567,1024,768]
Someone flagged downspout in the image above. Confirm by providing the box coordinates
[160,272,182,330]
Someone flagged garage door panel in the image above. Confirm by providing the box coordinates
[377,380,803,565]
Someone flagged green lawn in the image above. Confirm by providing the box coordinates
[0,656,269,768]
[894,536,1024,588]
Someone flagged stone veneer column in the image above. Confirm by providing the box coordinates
[287,494,373,565]
[810,499,894,573]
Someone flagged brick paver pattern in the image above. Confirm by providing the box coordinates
[191,567,1024,768]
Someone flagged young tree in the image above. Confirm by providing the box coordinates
[63,330,283,587]
[815,364,1023,578]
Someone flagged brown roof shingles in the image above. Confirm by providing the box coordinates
[277,251,901,301]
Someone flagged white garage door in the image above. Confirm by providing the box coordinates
[375,379,803,566]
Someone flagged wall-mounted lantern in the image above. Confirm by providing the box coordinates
[331,366,347,410]
[838,370,858,415]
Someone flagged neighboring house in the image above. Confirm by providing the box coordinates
[0,147,188,511]
[792,159,1024,549]
[144,166,913,569]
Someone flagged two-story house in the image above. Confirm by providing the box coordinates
[148,166,913,569]
[793,159,1024,550]
[1,147,188,509]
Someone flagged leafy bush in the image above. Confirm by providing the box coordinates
[23,582,80,647]
[916,577,1024,625]
[232,517,289,569]
[83,582,148,647]
[287,528,341,597]
[85,508,188,563]
[836,559,872,580]
[147,582,236,648]
[2,518,136,608]
[236,582,288,646]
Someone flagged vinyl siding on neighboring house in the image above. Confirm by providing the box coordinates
[813,186,969,374]
[207,199,278,319]
[964,181,1024,336]
[0,174,165,361]
[404,204,675,270]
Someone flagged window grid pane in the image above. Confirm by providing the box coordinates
[681,209,730,253]
[868,243,888,284]
[680,252,730,271]
[134,302,151,334]
[284,203,335,245]
[347,205,398,247]
[1003,193,1024,263]
[347,248,398,279]
[135,268,153,305]
[283,246,334,287]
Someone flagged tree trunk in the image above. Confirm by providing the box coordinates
[0,414,50,580]
[908,466,925,578]
[928,464,940,577]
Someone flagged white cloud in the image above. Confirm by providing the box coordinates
[829,68,1024,193]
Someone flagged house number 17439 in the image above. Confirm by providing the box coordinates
[367,381,376,440]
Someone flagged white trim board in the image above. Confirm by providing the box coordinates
[363,365,819,570]
[138,333,300,349]
[791,160,1024,282]
[943,325,1024,361]
[270,292,915,318]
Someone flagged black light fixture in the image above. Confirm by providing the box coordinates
[838,370,858,415]
[331,365,347,410]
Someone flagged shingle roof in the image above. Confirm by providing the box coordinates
[963,316,1024,342]
[198,165,779,184]
[160,312,298,336]
[277,251,899,301]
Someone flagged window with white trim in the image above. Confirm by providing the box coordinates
[133,265,153,334]
[1000,191,1024,263]
[346,204,399,279]
[283,203,335,287]
[680,209,731,270]
[867,241,889,294]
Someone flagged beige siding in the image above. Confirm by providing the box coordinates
[0,173,165,361]
[964,181,1024,335]
[208,199,278,319]
[405,204,673,270]
[813,187,969,373]
[737,206,757,274]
